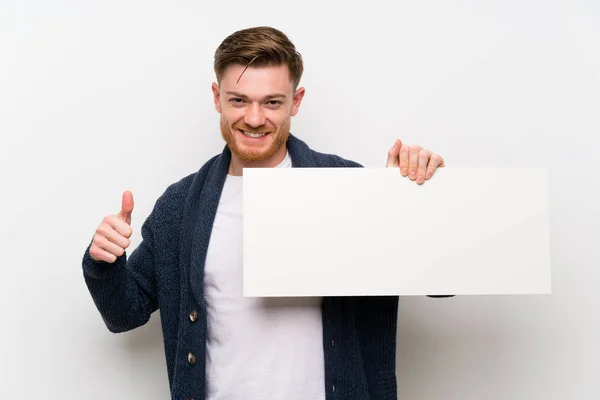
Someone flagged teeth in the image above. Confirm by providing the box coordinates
[242,130,266,138]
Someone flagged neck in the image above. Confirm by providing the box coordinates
[228,145,287,176]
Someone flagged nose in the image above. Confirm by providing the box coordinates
[244,103,266,128]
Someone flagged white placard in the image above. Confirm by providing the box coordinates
[243,167,551,297]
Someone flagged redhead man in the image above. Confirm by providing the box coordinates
[83,26,447,400]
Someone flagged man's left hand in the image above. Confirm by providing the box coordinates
[386,139,445,184]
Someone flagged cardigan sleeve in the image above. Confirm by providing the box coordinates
[81,210,158,333]
[334,155,455,299]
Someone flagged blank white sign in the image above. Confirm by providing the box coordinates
[242,167,551,297]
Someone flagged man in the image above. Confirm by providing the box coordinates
[83,26,446,400]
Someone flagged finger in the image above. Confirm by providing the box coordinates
[104,215,133,239]
[95,235,126,259]
[99,221,132,249]
[417,149,431,184]
[118,190,134,225]
[385,139,402,168]
[426,154,444,179]
[90,246,118,263]
[399,144,409,176]
[408,145,422,180]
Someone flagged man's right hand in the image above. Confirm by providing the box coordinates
[89,191,134,263]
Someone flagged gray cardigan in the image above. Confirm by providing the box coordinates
[83,134,419,400]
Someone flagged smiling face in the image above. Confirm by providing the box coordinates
[212,63,305,175]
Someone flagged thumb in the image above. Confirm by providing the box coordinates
[118,190,134,225]
[386,139,402,167]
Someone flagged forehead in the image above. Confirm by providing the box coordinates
[220,64,294,95]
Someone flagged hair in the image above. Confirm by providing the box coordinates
[214,26,304,89]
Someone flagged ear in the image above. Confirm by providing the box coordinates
[212,82,222,113]
[290,87,305,116]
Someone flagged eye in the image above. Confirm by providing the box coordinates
[266,100,282,108]
[230,98,245,104]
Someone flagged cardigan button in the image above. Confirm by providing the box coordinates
[188,352,197,365]
[189,310,198,323]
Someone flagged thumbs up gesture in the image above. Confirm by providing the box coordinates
[89,191,135,263]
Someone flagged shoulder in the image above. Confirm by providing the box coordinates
[311,149,363,168]
[288,134,364,168]
[152,154,220,216]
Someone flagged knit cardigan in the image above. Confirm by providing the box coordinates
[82,134,406,400]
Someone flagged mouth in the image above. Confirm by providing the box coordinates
[237,129,271,140]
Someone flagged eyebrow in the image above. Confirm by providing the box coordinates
[225,91,287,101]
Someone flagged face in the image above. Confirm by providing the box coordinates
[212,64,305,168]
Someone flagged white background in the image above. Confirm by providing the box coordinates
[1,0,599,399]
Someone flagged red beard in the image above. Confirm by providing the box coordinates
[220,117,290,163]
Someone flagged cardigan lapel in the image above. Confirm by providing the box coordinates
[286,134,317,168]
[186,133,317,306]
[186,146,231,306]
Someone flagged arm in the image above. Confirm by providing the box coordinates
[81,201,158,333]
[335,156,455,299]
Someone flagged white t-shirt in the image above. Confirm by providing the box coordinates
[203,151,325,400]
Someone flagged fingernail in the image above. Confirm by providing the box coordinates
[401,167,407,175]
[418,174,423,181]
[410,171,416,178]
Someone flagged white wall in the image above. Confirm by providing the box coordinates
[1,0,599,398]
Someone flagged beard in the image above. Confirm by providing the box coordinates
[220,116,290,163]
